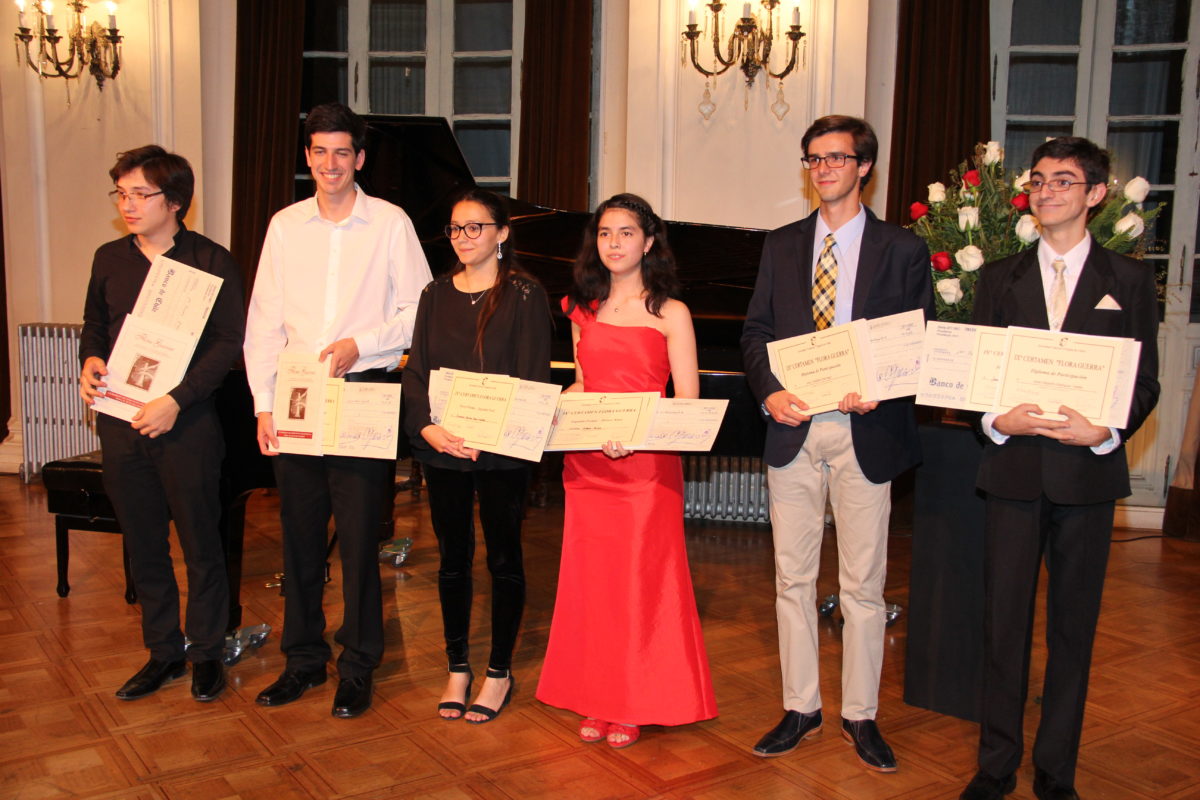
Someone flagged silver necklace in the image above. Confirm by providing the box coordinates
[469,287,489,305]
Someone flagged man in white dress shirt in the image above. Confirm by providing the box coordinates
[244,103,432,718]
[960,137,1159,800]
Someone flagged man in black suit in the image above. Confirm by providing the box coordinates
[741,115,934,771]
[960,138,1160,800]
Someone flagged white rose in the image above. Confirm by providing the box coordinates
[957,206,980,231]
[955,245,985,272]
[1015,213,1040,243]
[983,141,1004,165]
[936,277,963,305]
[1123,176,1150,204]
[1114,211,1145,238]
[1014,169,1031,192]
[927,182,947,203]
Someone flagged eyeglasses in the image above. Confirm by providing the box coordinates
[1023,179,1089,193]
[444,222,499,239]
[108,189,165,204]
[801,153,863,169]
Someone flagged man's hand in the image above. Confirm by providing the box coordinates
[993,403,1070,438]
[80,356,108,405]
[319,338,360,378]
[764,390,811,427]
[131,395,180,438]
[256,412,280,456]
[421,424,479,461]
[1042,405,1112,448]
[838,392,878,415]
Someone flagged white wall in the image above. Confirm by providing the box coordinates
[597,0,893,230]
[0,0,237,465]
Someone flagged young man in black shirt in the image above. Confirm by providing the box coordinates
[79,146,245,702]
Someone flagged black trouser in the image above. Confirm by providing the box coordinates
[423,464,530,672]
[978,493,1114,788]
[273,452,392,679]
[98,406,229,662]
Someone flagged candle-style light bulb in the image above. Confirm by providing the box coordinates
[41,0,56,30]
[15,0,28,28]
[105,0,116,28]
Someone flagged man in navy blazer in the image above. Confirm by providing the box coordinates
[960,139,1159,800]
[741,115,934,771]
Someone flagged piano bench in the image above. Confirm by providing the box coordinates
[42,451,137,604]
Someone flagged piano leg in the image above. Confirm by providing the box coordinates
[219,489,252,632]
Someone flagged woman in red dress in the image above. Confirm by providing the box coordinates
[536,194,717,748]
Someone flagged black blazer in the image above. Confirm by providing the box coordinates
[971,242,1160,504]
[740,207,935,482]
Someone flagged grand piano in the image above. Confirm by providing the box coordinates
[357,115,772,522]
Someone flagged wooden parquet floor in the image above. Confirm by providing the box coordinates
[1,471,1198,799]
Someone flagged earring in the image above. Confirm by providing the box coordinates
[497,243,504,260]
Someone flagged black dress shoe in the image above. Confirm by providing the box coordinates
[960,771,1017,800]
[256,667,328,707]
[191,659,226,702]
[332,675,372,718]
[752,709,823,757]
[1033,769,1080,800]
[841,718,897,772]
[115,657,187,700]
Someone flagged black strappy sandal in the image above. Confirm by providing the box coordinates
[464,667,513,724]
[437,663,473,720]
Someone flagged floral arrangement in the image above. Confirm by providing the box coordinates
[907,141,1164,322]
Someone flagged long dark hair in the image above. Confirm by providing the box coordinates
[449,187,531,363]
[567,193,680,317]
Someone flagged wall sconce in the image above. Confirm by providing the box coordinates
[681,1,806,120]
[13,0,122,96]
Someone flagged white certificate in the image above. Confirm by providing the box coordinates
[271,352,326,455]
[432,369,561,462]
[916,321,1009,411]
[766,325,870,414]
[857,309,928,401]
[642,398,730,451]
[544,392,660,451]
[322,378,402,460]
[131,255,224,339]
[92,315,196,422]
[441,371,521,449]
[997,327,1141,429]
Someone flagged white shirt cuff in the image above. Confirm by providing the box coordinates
[1091,428,1121,455]
[981,412,1009,445]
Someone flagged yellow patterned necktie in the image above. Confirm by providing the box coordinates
[812,233,838,330]
[1048,257,1068,331]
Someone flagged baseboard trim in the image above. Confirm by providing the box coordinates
[1115,504,1164,532]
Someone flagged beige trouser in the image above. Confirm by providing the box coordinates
[767,412,891,721]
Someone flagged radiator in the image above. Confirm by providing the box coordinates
[19,323,99,481]
[683,455,770,523]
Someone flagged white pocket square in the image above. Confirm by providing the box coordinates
[1095,294,1122,310]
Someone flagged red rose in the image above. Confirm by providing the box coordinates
[931,251,952,272]
[962,169,981,187]
[1010,192,1030,211]
[910,201,929,221]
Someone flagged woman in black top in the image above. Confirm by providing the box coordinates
[402,188,552,723]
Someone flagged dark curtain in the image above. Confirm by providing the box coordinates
[230,0,305,293]
[517,0,593,211]
[0,161,8,442]
[885,0,991,224]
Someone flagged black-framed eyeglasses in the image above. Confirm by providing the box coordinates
[108,189,165,204]
[444,222,499,239]
[801,153,862,169]
[1023,179,1089,193]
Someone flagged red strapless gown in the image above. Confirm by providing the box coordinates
[535,301,717,725]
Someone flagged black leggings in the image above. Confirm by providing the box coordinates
[423,464,530,672]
